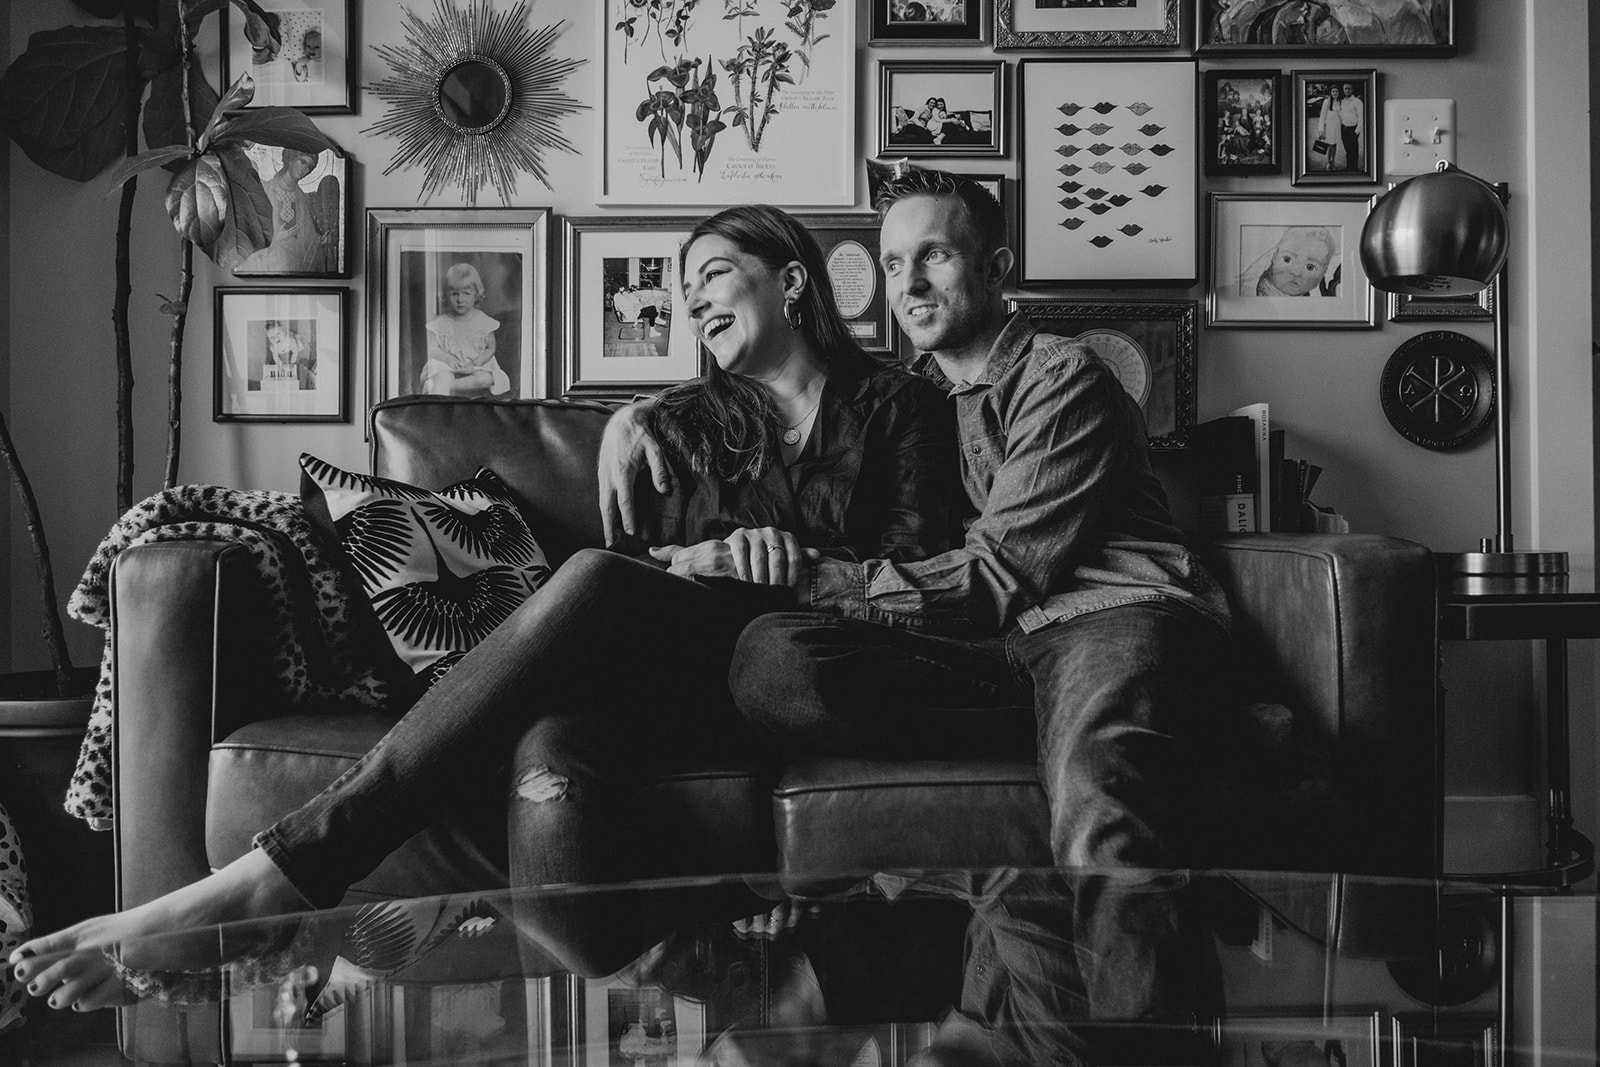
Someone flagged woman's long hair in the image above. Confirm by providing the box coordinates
[652,204,861,482]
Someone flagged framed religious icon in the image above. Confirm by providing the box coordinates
[878,61,1008,159]
[1196,0,1454,55]
[366,208,551,404]
[995,0,1180,49]
[214,287,349,422]
[870,0,986,45]
[1291,70,1379,184]
[1017,59,1197,285]
[1203,69,1281,177]
[1207,193,1376,327]
[219,0,356,113]
[229,143,350,278]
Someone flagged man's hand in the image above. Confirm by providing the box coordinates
[599,401,670,545]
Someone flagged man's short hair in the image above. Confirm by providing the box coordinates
[872,165,1007,254]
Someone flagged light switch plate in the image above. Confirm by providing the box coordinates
[1384,98,1456,175]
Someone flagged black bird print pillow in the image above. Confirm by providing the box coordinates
[300,454,553,688]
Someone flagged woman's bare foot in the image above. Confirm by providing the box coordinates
[7,848,306,1012]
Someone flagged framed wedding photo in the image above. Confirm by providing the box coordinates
[214,286,349,423]
[878,61,1008,159]
[871,0,986,46]
[557,216,704,401]
[366,208,551,404]
[219,0,355,113]
[1292,70,1378,184]
[1196,0,1454,55]
[995,0,1180,49]
[1204,70,1280,177]
[230,143,350,278]
[1208,193,1376,328]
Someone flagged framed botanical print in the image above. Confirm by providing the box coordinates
[557,216,704,401]
[1017,59,1197,286]
[1008,299,1197,450]
[230,143,350,278]
[878,61,1008,159]
[214,287,348,422]
[1196,0,1454,55]
[1207,193,1376,327]
[366,208,551,404]
[219,0,356,114]
[1292,70,1379,184]
[1203,69,1280,177]
[871,0,986,46]
[597,0,855,206]
[995,0,1180,49]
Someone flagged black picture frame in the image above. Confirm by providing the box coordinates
[1195,0,1455,56]
[229,144,350,278]
[797,214,905,360]
[213,286,349,423]
[1291,69,1380,185]
[995,0,1181,49]
[870,0,986,46]
[1007,299,1197,450]
[219,0,357,114]
[1203,69,1281,177]
[878,60,1008,159]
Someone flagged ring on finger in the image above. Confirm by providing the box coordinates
[766,544,783,554]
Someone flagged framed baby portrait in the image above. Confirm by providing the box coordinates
[219,0,356,114]
[1207,193,1376,328]
[870,0,987,46]
[230,142,350,278]
[1291,70,1378,184]
[877,60,1008,159]
[214,286,349,422]
[367,208,551,405]
[557,216,705,401]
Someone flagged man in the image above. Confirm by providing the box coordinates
[599,168,1230,1028]
[1337,82,1364,172]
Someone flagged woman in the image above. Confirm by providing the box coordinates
[13,205,963,1008]
[1314,83,1344,170]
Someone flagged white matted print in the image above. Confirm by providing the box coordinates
[1208,193,1376,328]
[1221,1014,1382,1067]
[214,287,347,422]
[1018,60,1197,285]
[220,0,354,113]
[598,0,855,206]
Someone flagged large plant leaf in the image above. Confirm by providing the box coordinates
[107,145,192,191]
[212,107,340,155]
[0,26,140,180]
[142,55,220,154]
[200,143,274,270]
[72,0,159,20]
[164,151,229,253]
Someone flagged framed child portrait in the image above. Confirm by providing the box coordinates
[214,287,349,422]
[367,208,552,404]
[219,0,356,114]
[878,60,1008,159]
[1204,69,1281,176]
[1207,193,1376,328]
[230,143,350,279]
[1292,70,1379,184]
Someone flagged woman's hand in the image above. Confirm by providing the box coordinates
[649,527,814,586]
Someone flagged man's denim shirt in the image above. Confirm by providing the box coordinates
[809,313,1231,636]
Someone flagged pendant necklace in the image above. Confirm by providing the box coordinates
[781,401,821,446]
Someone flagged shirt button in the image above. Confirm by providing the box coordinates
[970,444,982,454]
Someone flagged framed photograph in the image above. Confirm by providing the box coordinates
[597,0,855,206]
[1221,1013,1383,1067]
[952,171,1012,250]
[1208,193,1377,327]
[878,61,1008,159]
[366,208,551,405]
[1204,69,1281,176]
[227,963,349,1061]
[1390,286,1494,322]
[871,0,986,45]
[230,143,349,278]
[1017,60,1197,286]
[1292,70,1378,184]
[214,286,348,422]
[1008,299,1197,450]
[219,0,355,113]
[801,214,906,358]
[1391,1013,1496,1067]
[557,216,704,401]
[578,974,706,1065]
[1196,0,1454,55]
[995,0,1180,49]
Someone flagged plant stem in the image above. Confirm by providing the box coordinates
[114,8,142,516]
[165,0,196,491]
[0,412,73,690]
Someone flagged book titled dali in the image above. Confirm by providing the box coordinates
[1193,413,1259,533]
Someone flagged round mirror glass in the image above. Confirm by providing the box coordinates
[437,59,510,133]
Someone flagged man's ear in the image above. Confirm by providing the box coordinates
[986,245,1015,291]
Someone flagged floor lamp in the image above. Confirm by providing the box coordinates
[1360,162,1568,577]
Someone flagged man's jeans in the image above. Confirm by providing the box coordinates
[728,600,1230,1022]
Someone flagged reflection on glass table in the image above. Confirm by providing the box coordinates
[26,868,1595,1066]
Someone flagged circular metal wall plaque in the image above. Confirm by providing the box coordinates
[1378,330,1495,450]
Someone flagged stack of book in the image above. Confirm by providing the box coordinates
[1193,403,1341,533]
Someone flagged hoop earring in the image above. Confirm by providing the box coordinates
[784,296,803,331]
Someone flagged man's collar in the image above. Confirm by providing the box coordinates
[910,311,1037,393]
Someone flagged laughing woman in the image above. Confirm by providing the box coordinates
[13,204,964,1008]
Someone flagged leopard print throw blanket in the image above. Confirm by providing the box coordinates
[65,485,401,827]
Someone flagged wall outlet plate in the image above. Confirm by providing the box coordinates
[1385,98,1456,175]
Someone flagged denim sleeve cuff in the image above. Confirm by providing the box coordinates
[809,556,866,618]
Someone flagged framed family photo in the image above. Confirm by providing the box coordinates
[1292,70,1378,184]
[995,0,1180,49]
[214,286,348,422]
[871,0,986,45]
[1017,59,1197,286]
[1220,1012,1383,1067]
[1008,299,1197,450]
[219,0,356,113]
[557,216,703,401]
[878,61,1008,159]
[230,143,349,278]
[1204,69,1281,176]
[1208,193,1376,327]
[366,208,551,405]
[1196,0,1454,55]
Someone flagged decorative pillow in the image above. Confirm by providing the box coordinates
[299,454,551,688]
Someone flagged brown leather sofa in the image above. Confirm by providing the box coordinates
[107,395,1440,1063]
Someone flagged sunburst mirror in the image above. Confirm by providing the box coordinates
[365,0,585,205]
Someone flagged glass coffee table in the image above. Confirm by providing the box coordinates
[18,869,1599,1066]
